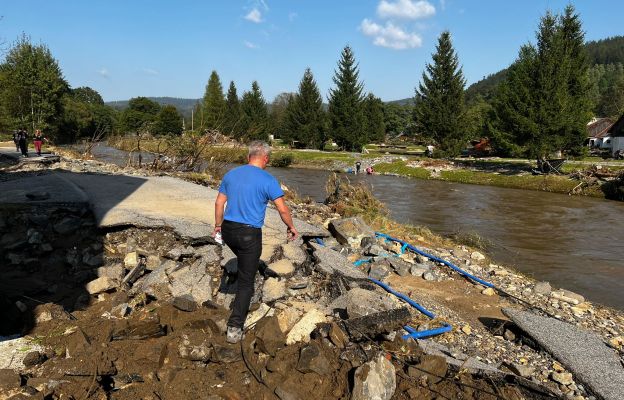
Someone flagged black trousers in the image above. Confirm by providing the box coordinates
[221,220,262,329]
[19,140,27,156]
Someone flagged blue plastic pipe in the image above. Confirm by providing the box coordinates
[375,232,496,289]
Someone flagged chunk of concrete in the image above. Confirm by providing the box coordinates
[296,342,333,375]
[310,243,367,281]
[86,276,118,294]
[267,259,295,277]
[281,242,308,265]
[503,308,624,400]
[351,352,396,400]
[286,309,327,345]
[263,278,287,302]
[345,288,398,319]
[328,216,375,246]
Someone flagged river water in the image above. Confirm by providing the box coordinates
[85,144,624,310]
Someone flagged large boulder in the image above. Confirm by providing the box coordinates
[329,217,375,247]
[345,288,398,319]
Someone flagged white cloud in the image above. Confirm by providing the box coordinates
[142,68,158,75]
[360,19,423,49]
[244,40,259,49]
[244,8,263,23]
[288,12,298,22]
[98,68,110,78]
[258,0,269,11]
[377,0,435,20]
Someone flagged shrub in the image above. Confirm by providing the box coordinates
[270,153,294,168]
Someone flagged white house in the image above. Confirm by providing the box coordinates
[586,117,614,149]
[605,114,624,155]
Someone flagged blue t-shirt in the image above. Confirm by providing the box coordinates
[218,165,284,228]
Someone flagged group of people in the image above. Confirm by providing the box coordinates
[12,128,48,157]
[354,160,374,175]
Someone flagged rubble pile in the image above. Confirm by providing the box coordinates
[1,155,623,400]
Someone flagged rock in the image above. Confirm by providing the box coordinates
[351,352,396,400]
[481,287,496,296]
[408,355,448,384]
[345,288,397,319]
[194,245,220,264]
[534,281,552,295]
[166,245,194,260]
[169,259,212,304]
[409,263,430,277]
[255,317,285,356]
[328,322,348,349]
[365,244,385,256]
[145,254,162,271]
[86,276,118,294]
[276,307,302,334]
[286,309,327,345]
[267,259,295,277]
[245,303,275,328]
[97,264,125,280]
[15,301,27,313]
[281,242,307,265]
[275,386,300,400]
[211,345,242,363]
[27,229,43,244]
[422,271,438,281]
[341,308,412,341]
[296,342,333,375]
[551,371,574,386]
[461,324,472,335]
[178,333,212,362]
[368,263,391,281]
[503,329,516,342]
[471,251,486,261]
[388,258,411,277]
[263,278,287,302]
[608,336,623,350]
[310,243,367,281]
[551,290,585,305]
[288,279,308,290]
[111,303,130,318]
[328,216,375,246]
[172,295,198,312]
[82,252,103,267]
[34,303,69,324]
[22,351,46,367]
[124,252,139,268]
[0,369,22,390]
[508,362,534,378]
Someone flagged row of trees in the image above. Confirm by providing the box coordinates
[117,97,183,136]
[196,47,386,151]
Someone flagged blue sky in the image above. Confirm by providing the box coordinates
[2,1,622,102]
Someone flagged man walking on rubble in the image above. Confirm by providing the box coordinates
[213,141,299,344]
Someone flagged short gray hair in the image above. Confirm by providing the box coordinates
[248,141,271,158]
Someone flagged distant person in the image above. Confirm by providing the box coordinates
[33,129,48,156]
[355,160,362,174]
[12,130,20,152]
[18,129,28,157]
[213,141,298,344]
[366,166,374,175]
[426,144,434,158]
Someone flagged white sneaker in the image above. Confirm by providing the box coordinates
[226,326,243,344]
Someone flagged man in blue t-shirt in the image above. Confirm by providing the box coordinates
[213,141,298,343]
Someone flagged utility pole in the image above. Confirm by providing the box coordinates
[191,108,194,131]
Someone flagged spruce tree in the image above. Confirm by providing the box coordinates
[224,81,241,137]
[363,93,385,143]
[202,70,225,130]
[328,46,366,151]
[560,5,592,155]
[240,81,269,141]
[414,31,466,157]
[285,68,326,149]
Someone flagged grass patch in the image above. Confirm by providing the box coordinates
[374,161,432,179]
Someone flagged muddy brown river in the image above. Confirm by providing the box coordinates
[87,144,624,310]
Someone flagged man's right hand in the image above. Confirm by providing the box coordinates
[287,226,299,241]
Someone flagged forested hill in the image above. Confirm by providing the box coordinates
[464,35,624,103]
[107,97,200,115]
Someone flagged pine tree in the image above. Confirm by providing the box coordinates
[328,46,366,151]
[240,81,269,141]
[363,93,385,143]
[224,81,241,137]
[284,68,326,149]
[414,31,466,157]
[202,70,225,130]
[559,5,592,155]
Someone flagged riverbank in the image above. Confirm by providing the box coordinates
[107,137,624,200]
[1,147,623,399]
